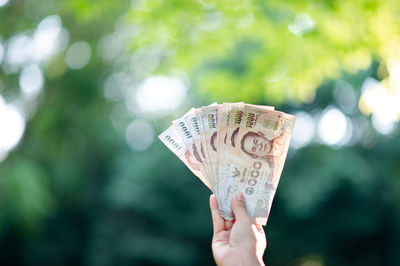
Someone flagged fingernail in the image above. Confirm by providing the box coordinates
[235,192,245,202]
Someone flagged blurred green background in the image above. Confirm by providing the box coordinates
[1,0,400,265]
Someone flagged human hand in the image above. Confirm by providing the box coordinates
[210,192,267,266]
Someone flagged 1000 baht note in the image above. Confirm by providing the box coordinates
[172,110,212,190]
[159,102,295,226]
[158,125,211,190]
[185,110,207,163]
[201,105,219,189]
[216,102,243,214]
[218,105,295,224]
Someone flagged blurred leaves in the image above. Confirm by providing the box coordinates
[0,158,55,229]
[125,0,400,104]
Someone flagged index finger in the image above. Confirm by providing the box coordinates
[209,194,225,234]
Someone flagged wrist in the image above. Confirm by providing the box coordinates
[248,254,265,266]
[219,254,264,266]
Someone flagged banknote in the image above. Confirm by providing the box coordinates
[219,105,295,223]
[184,108,214,189]
[185,109,206,162]
[200,105,219,189]
[216,102,244,212]
[194,107,214,188]
[159,103,295,225]
[172,110,213,190]
[158,125,211,190]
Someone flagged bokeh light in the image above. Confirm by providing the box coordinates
[130,46,163,78]
[318,107,350,146]
[32,15,63,61]
[133,76,187,114]
[6,34,32,71]
[19,64,43,98]
[288,13,315,36]
[103,72,132,102]
[0,97,25,162]
[0,0,9,8]
[66,41,92,69]
[333,80,357,114]
[125,119,154,151]
[359,71,400,135]
[372,113,397,135]
[291,111,315,149]
[97,33,124,62]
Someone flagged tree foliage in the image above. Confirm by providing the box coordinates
[124,0,400,103]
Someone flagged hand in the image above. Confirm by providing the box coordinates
[210,192,267,266]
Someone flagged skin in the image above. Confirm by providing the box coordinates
[210,192,267,266]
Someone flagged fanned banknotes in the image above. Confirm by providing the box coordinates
[159,103,296,225]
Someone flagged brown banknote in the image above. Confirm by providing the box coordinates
[158,125,211,190]
[159,103,295,225]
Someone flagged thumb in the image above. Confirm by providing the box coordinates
[231,192,253,224]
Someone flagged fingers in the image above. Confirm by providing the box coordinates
[255,223,264,234]
[231,192,253,225]
[225,219,234,231]
[252,224,267,255]
[209,194,225,234]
